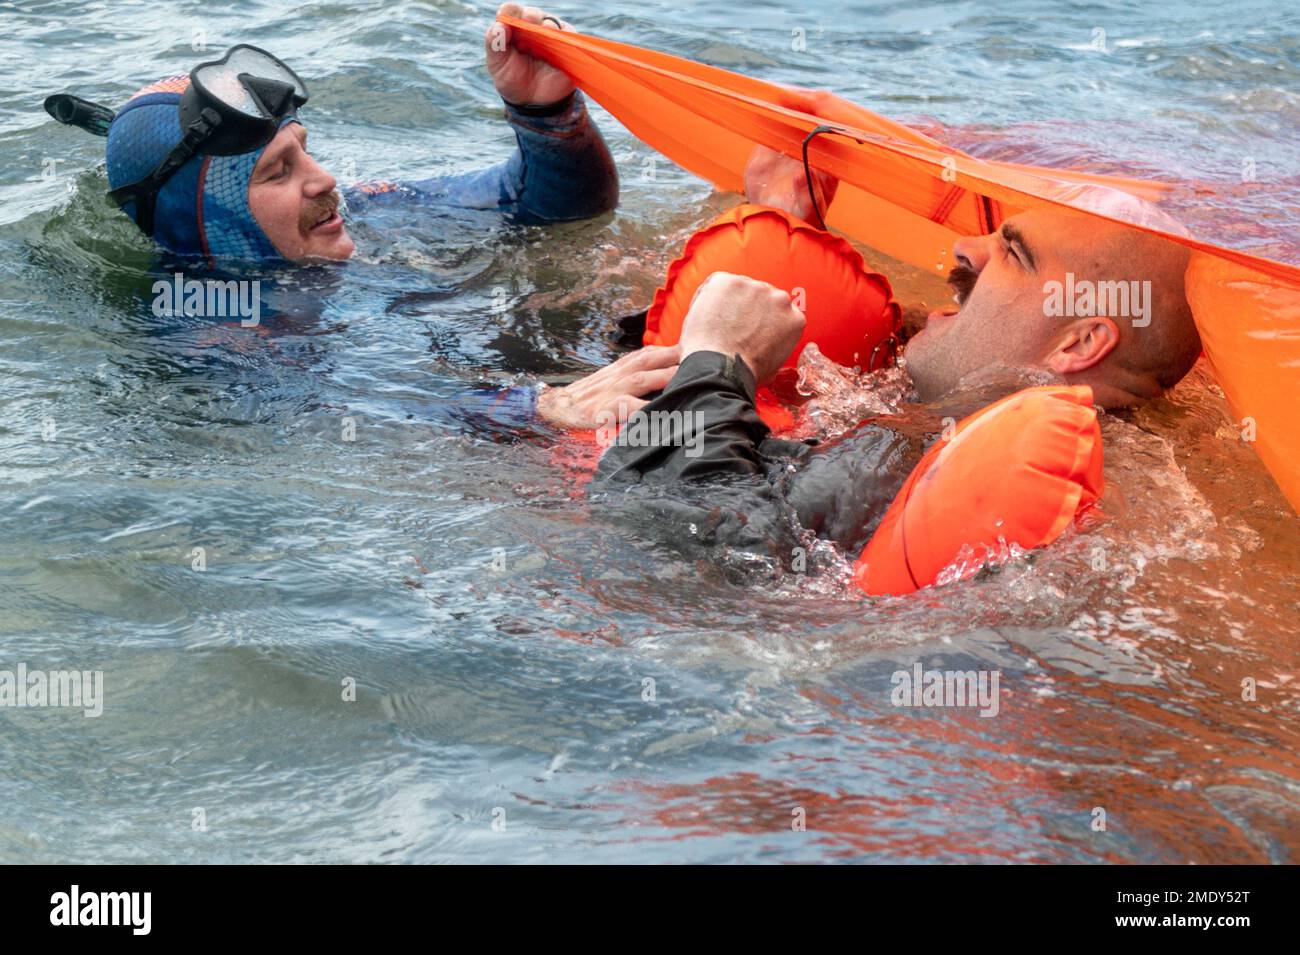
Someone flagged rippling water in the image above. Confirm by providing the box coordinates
[1,0,1298,863]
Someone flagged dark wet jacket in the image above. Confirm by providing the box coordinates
[589,351,948,567]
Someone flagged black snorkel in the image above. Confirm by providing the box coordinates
[43,93,116,136]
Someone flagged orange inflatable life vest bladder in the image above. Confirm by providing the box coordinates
[854,385,1105,596]
[643,203,900,430]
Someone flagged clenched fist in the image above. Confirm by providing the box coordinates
[678,272,807,383]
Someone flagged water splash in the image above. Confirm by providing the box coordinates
[788,342,915,439]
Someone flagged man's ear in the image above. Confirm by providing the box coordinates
[1046,316,1120,375]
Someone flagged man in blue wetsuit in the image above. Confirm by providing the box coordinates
[45,4,616,266]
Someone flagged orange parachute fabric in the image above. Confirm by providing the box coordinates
[500,14,1300,514]
[854,385,1105,595]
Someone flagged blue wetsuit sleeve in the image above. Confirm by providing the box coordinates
[459,384,541,432]
[347,92,618,223]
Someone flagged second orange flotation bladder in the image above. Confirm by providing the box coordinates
[854,385,1105,596]
[643,204,900,430]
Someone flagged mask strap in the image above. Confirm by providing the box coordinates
[107,107,223,236]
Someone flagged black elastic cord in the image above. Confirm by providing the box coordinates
[868,333,902,371]
[801,124,843,231]
[800,124,903,369]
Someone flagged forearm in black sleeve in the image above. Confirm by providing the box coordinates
[595,350,771,485]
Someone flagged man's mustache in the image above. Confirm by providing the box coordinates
[299,190,342,232]
[947,264,979,306]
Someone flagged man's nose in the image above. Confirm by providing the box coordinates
[301,153,338,197]
[952,235,989,273]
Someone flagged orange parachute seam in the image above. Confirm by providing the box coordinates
[931,185,966,225]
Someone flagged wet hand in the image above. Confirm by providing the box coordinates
[678,272,806,383]
[536,345,682,430]
[486,3,577,107]
[743,145,839,225]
